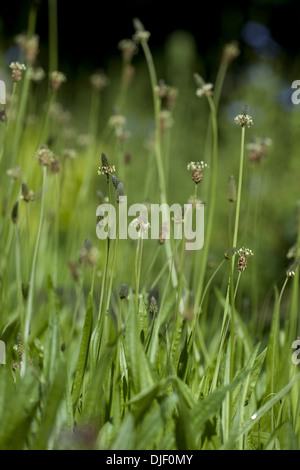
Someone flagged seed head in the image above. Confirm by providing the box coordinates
[11,201,19,224]
[30,66,45,83]
[119,283,128,300]
[132,30,151,43]
[35,144,60,173]
[234,105,253,128]
[166,87,179,110]
[187,161,209,184]
[237,247,254,272]
[196,82,214,98]
[130,215,150,238]
[118,39,138,62]
[49,71,66,92]
[90,70,109,92]
[286,260,300,278]
[222,41,240,64]
[15,34,39,64]
[149,296,158,316]
[97,153,116,177]
[62,148,77,159]
[159,110,174,133]
[6,166,21,180]
[132,18,151,43]
[108,114,126,129]
[194,73,214,98]
[155,79,169,99]
[247,135,272,163]
[79,239,99,266]
[9,62,26,82]
[21,182,35,202]
[227,174,237,202]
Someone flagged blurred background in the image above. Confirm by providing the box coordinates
[0,0,299,76]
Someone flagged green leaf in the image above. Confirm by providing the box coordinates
[32,360,67,449]
[44,276,62,385]
[72,292,93,409]
[124,299,153,394]
[222,371,300,449]
[110,412,136,450]
[189,368,249,447]
[0,368,40,450]
[135,401,163,450]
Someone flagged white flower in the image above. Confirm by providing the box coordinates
[237,247,254,257]
[187,161,209,171]
[234,113,253,128]
[130,216,150,238]
[196,83,214,98]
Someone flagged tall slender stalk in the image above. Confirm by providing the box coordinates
[210,119,249,393]
[194,93,218,319]
[135,237,143,314]
[22,166,47,376]
[48,0,58,73]
[135,20,180,299]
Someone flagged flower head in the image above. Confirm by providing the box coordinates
[196,82,214,98]
[118,39,138,62]
[97,153,116,177]
[187,161,209,184]
[119,283,129,300]
[155,79,169,99]
[21,182,35,202]
[234,105,253,128]
[194,73,214,98]
[15,34,39,64]
[49,71,66,92]
[132,30,151,43]
[237,247,254,272]
[222,41,240,64]
[30,67,45,83]
[132,18,151,43]
[246,135,272,163]
[90,70,109,92]
[79,239,99,266]
[286,260,299,278]
[6,166,21,180]
[130,215,150,238]
[9,62,26,82]
[35,144,60,173]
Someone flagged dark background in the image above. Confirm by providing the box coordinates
[0,0,299,75]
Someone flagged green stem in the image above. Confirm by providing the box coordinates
[36,90,56,149]
[22,166,47,375]
[48,0,58,73]
[140,38,179,296]
[232,126,246,250]
[194,95,218,316]
[11,67,31,167]
[210,125,246,392]
[135,237,143,314]
[289,204,300,344]
[213,61,228,112]
[27,1,38,37]
[14,226,23,331]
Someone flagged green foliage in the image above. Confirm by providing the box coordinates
[0,5,300,451]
